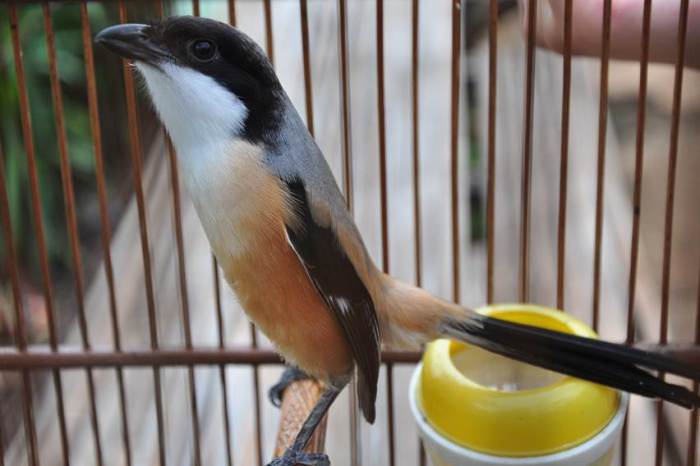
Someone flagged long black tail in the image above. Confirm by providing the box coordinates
[441,315,700,408]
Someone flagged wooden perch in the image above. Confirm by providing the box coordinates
[274,379,329,460]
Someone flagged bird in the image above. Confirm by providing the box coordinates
[96,17,700,466]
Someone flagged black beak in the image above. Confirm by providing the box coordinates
[95,24,169,64]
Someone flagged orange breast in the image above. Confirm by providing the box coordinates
[222,226,354,380]
[187,140,353,380]
[193,142,353,381]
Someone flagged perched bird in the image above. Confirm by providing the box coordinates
[96,17,700,466]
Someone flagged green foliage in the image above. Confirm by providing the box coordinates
[0,3,111,277]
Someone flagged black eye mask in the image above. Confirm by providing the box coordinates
[153,18,283,143]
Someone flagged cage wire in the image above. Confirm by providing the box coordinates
[0,1,698,466]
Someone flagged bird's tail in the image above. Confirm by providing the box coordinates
[378,277,700,409]
[441,314,700,408]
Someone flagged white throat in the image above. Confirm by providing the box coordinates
[135,62,248,167]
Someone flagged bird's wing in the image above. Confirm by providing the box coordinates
[282,177,381,424]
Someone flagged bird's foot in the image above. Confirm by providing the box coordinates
[268,366,313,408]
[267,449,330,466]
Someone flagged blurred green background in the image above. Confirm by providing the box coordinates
[0,2,159,343]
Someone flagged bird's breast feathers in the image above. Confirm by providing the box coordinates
[180,138,354,378]
[181,138,285,259]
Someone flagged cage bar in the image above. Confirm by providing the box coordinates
[165,132,202,466]
[42,5,105,464]
[0,141,39,466]
[556,0,572,310]
[116,1,167,463]
[0,347,420,369]
[8,5,71,464]
[335,1,360,461]
[213,258,234,466]
[519,0,536,304]
[337,0,353,209]
[299,0,314,136]
[450,0,461,303]
[250,322,264,466]
[228,0,237,26]
[0,2,697,465]
[376,0,389,274]
[620,0,653,463]
[411,0,422,289]
[263,0,274,65]
[592,0,612,332]
[386,363,395,466]
[79,3,133,463]
[656,1,690,464]
[486,0,498,304]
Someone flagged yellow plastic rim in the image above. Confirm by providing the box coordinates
[418,304,620,457]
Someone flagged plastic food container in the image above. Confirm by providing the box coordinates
[410,304,629,466]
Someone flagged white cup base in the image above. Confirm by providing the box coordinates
[409,364,629,466]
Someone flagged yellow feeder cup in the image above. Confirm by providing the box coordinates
[410,304,629,466]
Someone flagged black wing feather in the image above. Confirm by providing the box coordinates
[284,178,381,423]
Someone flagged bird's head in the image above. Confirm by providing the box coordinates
[96,16,282,153]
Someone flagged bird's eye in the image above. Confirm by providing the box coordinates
[190,39,216,61]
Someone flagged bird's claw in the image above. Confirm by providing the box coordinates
[268,367,313,408]
[266,449,330,466]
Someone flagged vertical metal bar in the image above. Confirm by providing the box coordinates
[376,0,389,274]
[386,364,395,466]
[8,5,70,464]
[218,364,234,466]
[228,0,237,26]
[336,2,359,461]
[0,140,39,466]
[626,0,652,345]
[337,0,353,210]
[411,0,422,288]
[249,6,276,464]
[655,1,689,464]
[263,0,274,66]
[688,255,700,466]
[118,0,159,349]
[165,135,202,466]
[450,0,461,303]
[348,378,360,466]
[185,10,237,466]
[42,5,104,465]
[79,4,132,463]
[185,362,201,464]
[165,1,203,462]
[299,0,315,136]
[519,0,536,303]
[171,2,237,461]
[116,2,166,464]
[250,323,263,466]
[201,2,238,460]
[213,259,234,466]
[486,0,498,304]
[621,1,652,464]
[591,0,612,332]
[411,3,425,455]
[556,0,572,310]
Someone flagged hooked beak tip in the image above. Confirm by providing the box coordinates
[95,23,166,64]
[95,23,147,45]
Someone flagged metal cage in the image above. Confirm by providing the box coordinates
[0,1,698,465]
